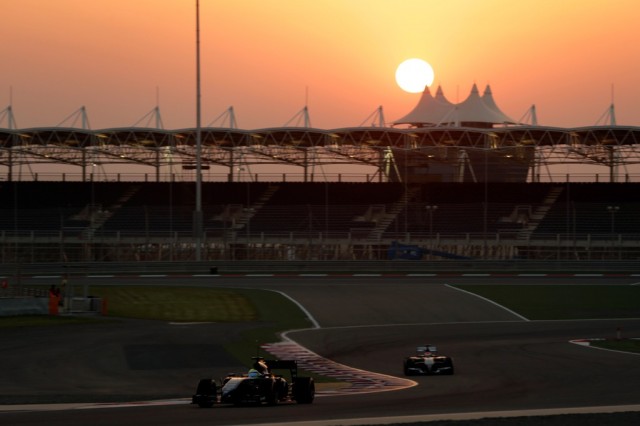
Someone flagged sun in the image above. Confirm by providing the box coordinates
[395,58,435,93]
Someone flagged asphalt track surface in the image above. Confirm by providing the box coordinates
[1,275,639,426]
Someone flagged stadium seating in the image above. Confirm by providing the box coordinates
[1,182,638,241]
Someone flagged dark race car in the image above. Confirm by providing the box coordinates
[192,356,315,407]
[403,344,455,376]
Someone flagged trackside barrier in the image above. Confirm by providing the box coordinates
[1,260,640,276]
[0,298,48,316]
[0,294,105,317]
[68,297,104,314]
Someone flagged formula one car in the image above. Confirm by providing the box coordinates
[192,357,315,407]
[403,344,454,376]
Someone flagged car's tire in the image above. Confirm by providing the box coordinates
[293,377,315,404]
[194,379,216,408]
[403,360,414,376]
[266,381,279,406]
[444,358,455,375]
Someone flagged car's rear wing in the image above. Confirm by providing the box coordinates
[265,359,298,370]
[263,359,299,379]
[417,345,438,354]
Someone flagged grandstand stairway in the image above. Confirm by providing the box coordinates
[221,184,280,239]
[367,186,420,240]
[80,185,141,239]
[517,186,564,240]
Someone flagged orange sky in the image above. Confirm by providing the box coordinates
[2,0,640,130]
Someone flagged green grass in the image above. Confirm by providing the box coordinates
[456,284,640,354]
[91,286,258,322]
[90,285,317,373]
[455,285,640,320]
[89,286,314,354]
[219,287,314,360]
[590,338,640,354]
[220,288,326,379]
[2,285,323,378]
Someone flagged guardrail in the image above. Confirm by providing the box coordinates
[1,259,639,276]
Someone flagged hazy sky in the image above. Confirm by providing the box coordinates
[2,0,639,130]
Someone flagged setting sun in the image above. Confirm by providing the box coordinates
[395,59,435,94]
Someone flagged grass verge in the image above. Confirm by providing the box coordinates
[218,288,314,364]
[455,284,640,354]
[455,284,640,320]
[88,286,315,359]
[2,285,327,380]
[91,285,258,322]
[590,338,640,354]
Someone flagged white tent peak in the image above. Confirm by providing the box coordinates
[434,85,454,106]
[481,84,515,124]
[393,83,515,128]
[393,84,457,127]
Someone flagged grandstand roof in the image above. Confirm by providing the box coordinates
[393,84,515,127]
[393,86,455,126]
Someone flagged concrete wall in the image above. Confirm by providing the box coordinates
[0,298,48,316]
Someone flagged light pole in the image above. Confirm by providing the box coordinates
[483,146,489,259]
[607,205,619,257]
[426,205,438,244]
[194,0,203,261]
[607,205,619,234]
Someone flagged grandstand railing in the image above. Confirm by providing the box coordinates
[4,171,640,183]
[1,229,638,263]
[1,229,636,241]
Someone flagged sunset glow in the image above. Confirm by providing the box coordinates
[2,0,640,129]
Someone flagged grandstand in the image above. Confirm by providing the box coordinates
[2,85,640,263]
[1,181,639,262]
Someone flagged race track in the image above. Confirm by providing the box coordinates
[1,275,639,425]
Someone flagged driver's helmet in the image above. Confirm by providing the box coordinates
[248,368,261,378]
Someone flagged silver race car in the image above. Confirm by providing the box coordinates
[403,345,455,376]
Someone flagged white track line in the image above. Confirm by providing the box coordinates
[445,283,530,321]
